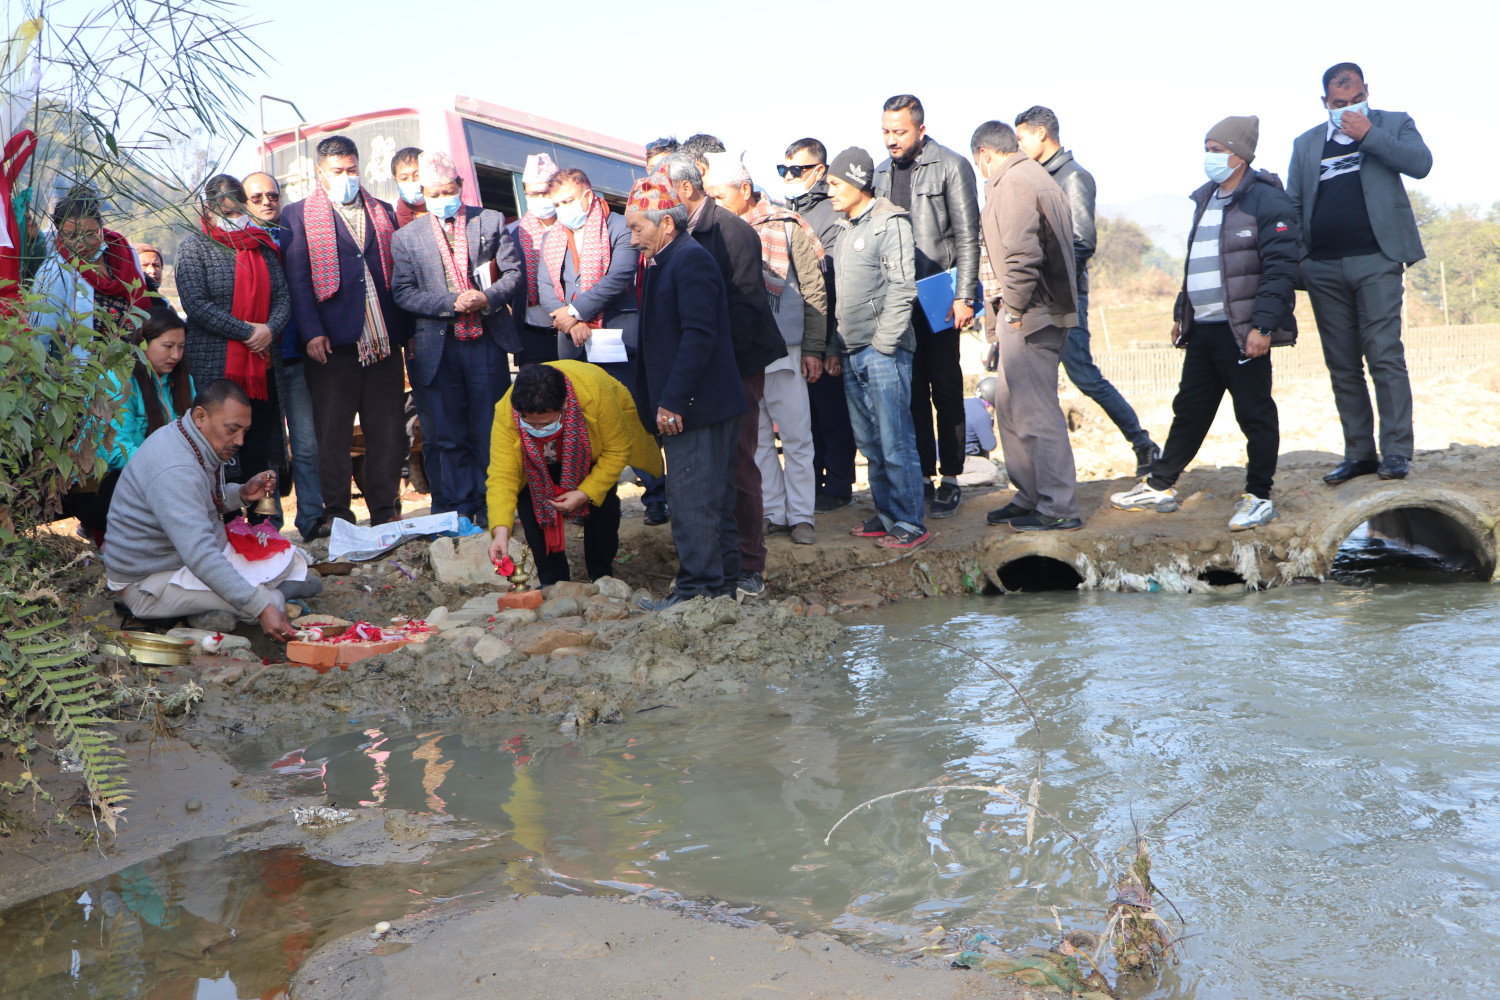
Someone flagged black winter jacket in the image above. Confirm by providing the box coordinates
[874,137,980,298]
[1041,149,1097,294]
[689,198,788,377]
[1175,169,1300,352]
[790,181,843,351]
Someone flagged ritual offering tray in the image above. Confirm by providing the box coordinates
[286,618,432,672]
[102,630,194,666]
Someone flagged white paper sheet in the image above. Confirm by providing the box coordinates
[327,511,460,562]
[473,262,493,290]
[585,328,628,364]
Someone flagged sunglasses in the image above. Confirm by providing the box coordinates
[247,192,281,204]
[775,164,821,179]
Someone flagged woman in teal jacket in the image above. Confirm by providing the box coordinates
[67,306,196,545]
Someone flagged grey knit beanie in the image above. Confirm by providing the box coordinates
[1205,116,1259,163]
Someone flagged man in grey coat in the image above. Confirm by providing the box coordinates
[1288,61,1433,485]
[971,121,1082,532]
[104,380,311,640]
[390,151,522,524]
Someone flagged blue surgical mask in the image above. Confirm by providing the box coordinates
[1204,152,1236,184]
[426,195,461,220]
[555,197,589,231]
[528,197,555,220]
[397,181,425,206]
[325,174,360,204]
[522,417,562,438]
[1329,100,1368,130]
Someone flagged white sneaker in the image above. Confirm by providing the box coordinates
[1110,479,1179,513]
[1228,493,1276,531]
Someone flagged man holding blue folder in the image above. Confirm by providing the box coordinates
[875,95,980,520]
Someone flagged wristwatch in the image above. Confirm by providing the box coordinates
[1003,311,1020,325]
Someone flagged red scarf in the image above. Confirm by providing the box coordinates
[516,212,552,307]
[303,183,393,302]
[203,217,279,400]
[514,378,592,554]
[743,195,823,297]
[56,225,151,313]
[394,198,422,229]
[542,197,612,327]
[0,130,36,305]
[431,210,483,341]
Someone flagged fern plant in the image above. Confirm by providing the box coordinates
[0,601,128,833]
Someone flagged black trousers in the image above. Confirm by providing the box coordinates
[514,324,560,368]
[224,378,285,526]
[1149,321,1279,498]
[909,322,966,480]
[304,346,407,525]
[516,480,621,586]
[64,468,121,540]
[809,369,856,499]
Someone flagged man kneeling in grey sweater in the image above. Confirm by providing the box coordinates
[104,379,311,641]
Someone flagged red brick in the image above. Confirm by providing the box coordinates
[497,590,544,611]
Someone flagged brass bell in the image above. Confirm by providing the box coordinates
[251,471,280,518]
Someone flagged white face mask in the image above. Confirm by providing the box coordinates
[528,197,556,220]
[215,214,252,231]
[522,416,562,438]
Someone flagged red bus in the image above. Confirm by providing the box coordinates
[257,94,647,216]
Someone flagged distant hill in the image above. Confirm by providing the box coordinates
[1099,194,1195,254]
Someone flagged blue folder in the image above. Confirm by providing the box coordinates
[915,268,983,332]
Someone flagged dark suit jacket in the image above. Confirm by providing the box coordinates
[282,195,408,351]
[1287,109,1433,265]
[689,198,787,377]
[390,206,523,386]
[535,212,641,358]
[635,234,745,432]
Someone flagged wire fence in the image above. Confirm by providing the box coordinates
[1091,324,1500,398]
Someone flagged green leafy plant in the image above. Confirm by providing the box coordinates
[0,298,138,537]
[0,601,128,833]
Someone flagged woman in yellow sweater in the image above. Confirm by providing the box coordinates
[486,361,663,586]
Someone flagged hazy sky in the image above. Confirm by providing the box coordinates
[19,0,1500,211]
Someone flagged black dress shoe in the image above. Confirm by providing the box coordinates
[1376,455,1410,480]
[1322,459,1379,486]
[308,518,333,539]
[813,494,852,513]
[986,502,1035,525]
[643,502,670,526]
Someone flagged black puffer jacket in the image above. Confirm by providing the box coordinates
[1175,169,1300,352]
[791,181,843,352]
[1041,149,1097,293]
[874,137,980,296]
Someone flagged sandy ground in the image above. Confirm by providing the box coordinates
[290,892,1028,1000]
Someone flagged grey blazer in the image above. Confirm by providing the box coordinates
[390,206,523,386]
[1286,109,1433,265]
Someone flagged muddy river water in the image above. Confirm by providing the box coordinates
[4,579,1498,999]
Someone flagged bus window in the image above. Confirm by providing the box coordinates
[474,164,519,219]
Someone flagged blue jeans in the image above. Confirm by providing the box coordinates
[281,361,324,539]
[843,346,925,533]
[1062,291,1151,449]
